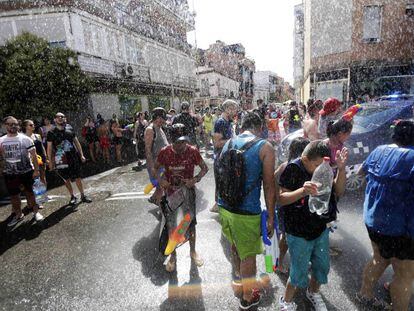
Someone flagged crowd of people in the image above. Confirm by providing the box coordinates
[0,113,92,227]
[1,96,413,311]
[142,98,414,311]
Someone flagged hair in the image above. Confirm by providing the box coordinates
[41,116,52,126]
[241,111,263,131]
[392,120,414,146]
[21,119,33,133]
[326,118,353,138]
[3,116,16,124]
[307,99,320,118]
[181,101,190,111]
[302,140,331,161]
[221,99,238,111]
[288,137,311,161]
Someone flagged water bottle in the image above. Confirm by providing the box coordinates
[33,178,48,204]
[309,157,333,215]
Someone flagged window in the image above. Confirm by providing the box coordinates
[363,6,382,43]
[107,32,116,60]
[83,22,93,53]
[407,4,414,17]
[201,79,209,96]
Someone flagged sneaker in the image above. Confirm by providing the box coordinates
[279,296,297,311]
[355,292,392,310]
[81,195,92,203]
[306,289,327,311]
[69,195,77,205]
[7,214,25,227]
[239,289,261,310]
[33,212,44,222]
[210,203,219,213]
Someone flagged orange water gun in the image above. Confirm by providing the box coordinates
[164,213,192,255]
[342,104,362,121]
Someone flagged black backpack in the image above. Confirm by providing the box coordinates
[216,137,263,210]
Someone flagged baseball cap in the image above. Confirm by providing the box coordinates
[319,98,342,116]
[152,107,167,120]
[170,123,189,143]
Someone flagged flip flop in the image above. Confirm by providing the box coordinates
[191,255,204,267]
[165,260,176,272]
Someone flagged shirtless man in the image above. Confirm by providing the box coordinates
[302,99,322,141]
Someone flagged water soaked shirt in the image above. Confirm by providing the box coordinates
[148,123,168,162]
[362,144,414,238]
[157,144,202,195]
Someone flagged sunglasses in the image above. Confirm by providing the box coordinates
[6,123,18,127]
[56,115,66,119]
[28,124,35,127]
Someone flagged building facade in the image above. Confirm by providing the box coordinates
[253,71,284,104]
[296,0,414,104]
[194,67,239,108]
[0,0,197,119]
[195,41,255,108]
[293,4,304,102]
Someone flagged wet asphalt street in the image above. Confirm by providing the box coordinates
[0,153,412,311]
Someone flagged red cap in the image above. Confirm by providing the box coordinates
[319,98,341,116]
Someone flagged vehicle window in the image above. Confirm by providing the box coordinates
[354,106,399,130]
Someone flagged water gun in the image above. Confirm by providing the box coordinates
[144,168,165,194]
[261,210,279,273]
[342,104,362,121]
[164,212,192,255]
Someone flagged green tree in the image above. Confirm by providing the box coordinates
[0,32,90,119]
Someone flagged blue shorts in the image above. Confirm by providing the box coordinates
[287,229,330,288]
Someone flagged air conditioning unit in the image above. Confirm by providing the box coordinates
[115,64,134,78]
[126,64,134,75]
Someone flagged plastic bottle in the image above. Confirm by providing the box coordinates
[33,178,47,204]
[309,157,333,215]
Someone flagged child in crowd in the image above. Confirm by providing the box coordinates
[318,98,342,138]
[324,118,353,168]
[274,137,310,273]
[278,140,348,311]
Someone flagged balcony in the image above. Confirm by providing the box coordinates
[153,0,195,31]
[173,75,197,89]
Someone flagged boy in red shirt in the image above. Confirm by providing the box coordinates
[154,123,209,272]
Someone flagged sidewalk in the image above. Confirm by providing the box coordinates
[0,141,139,201]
